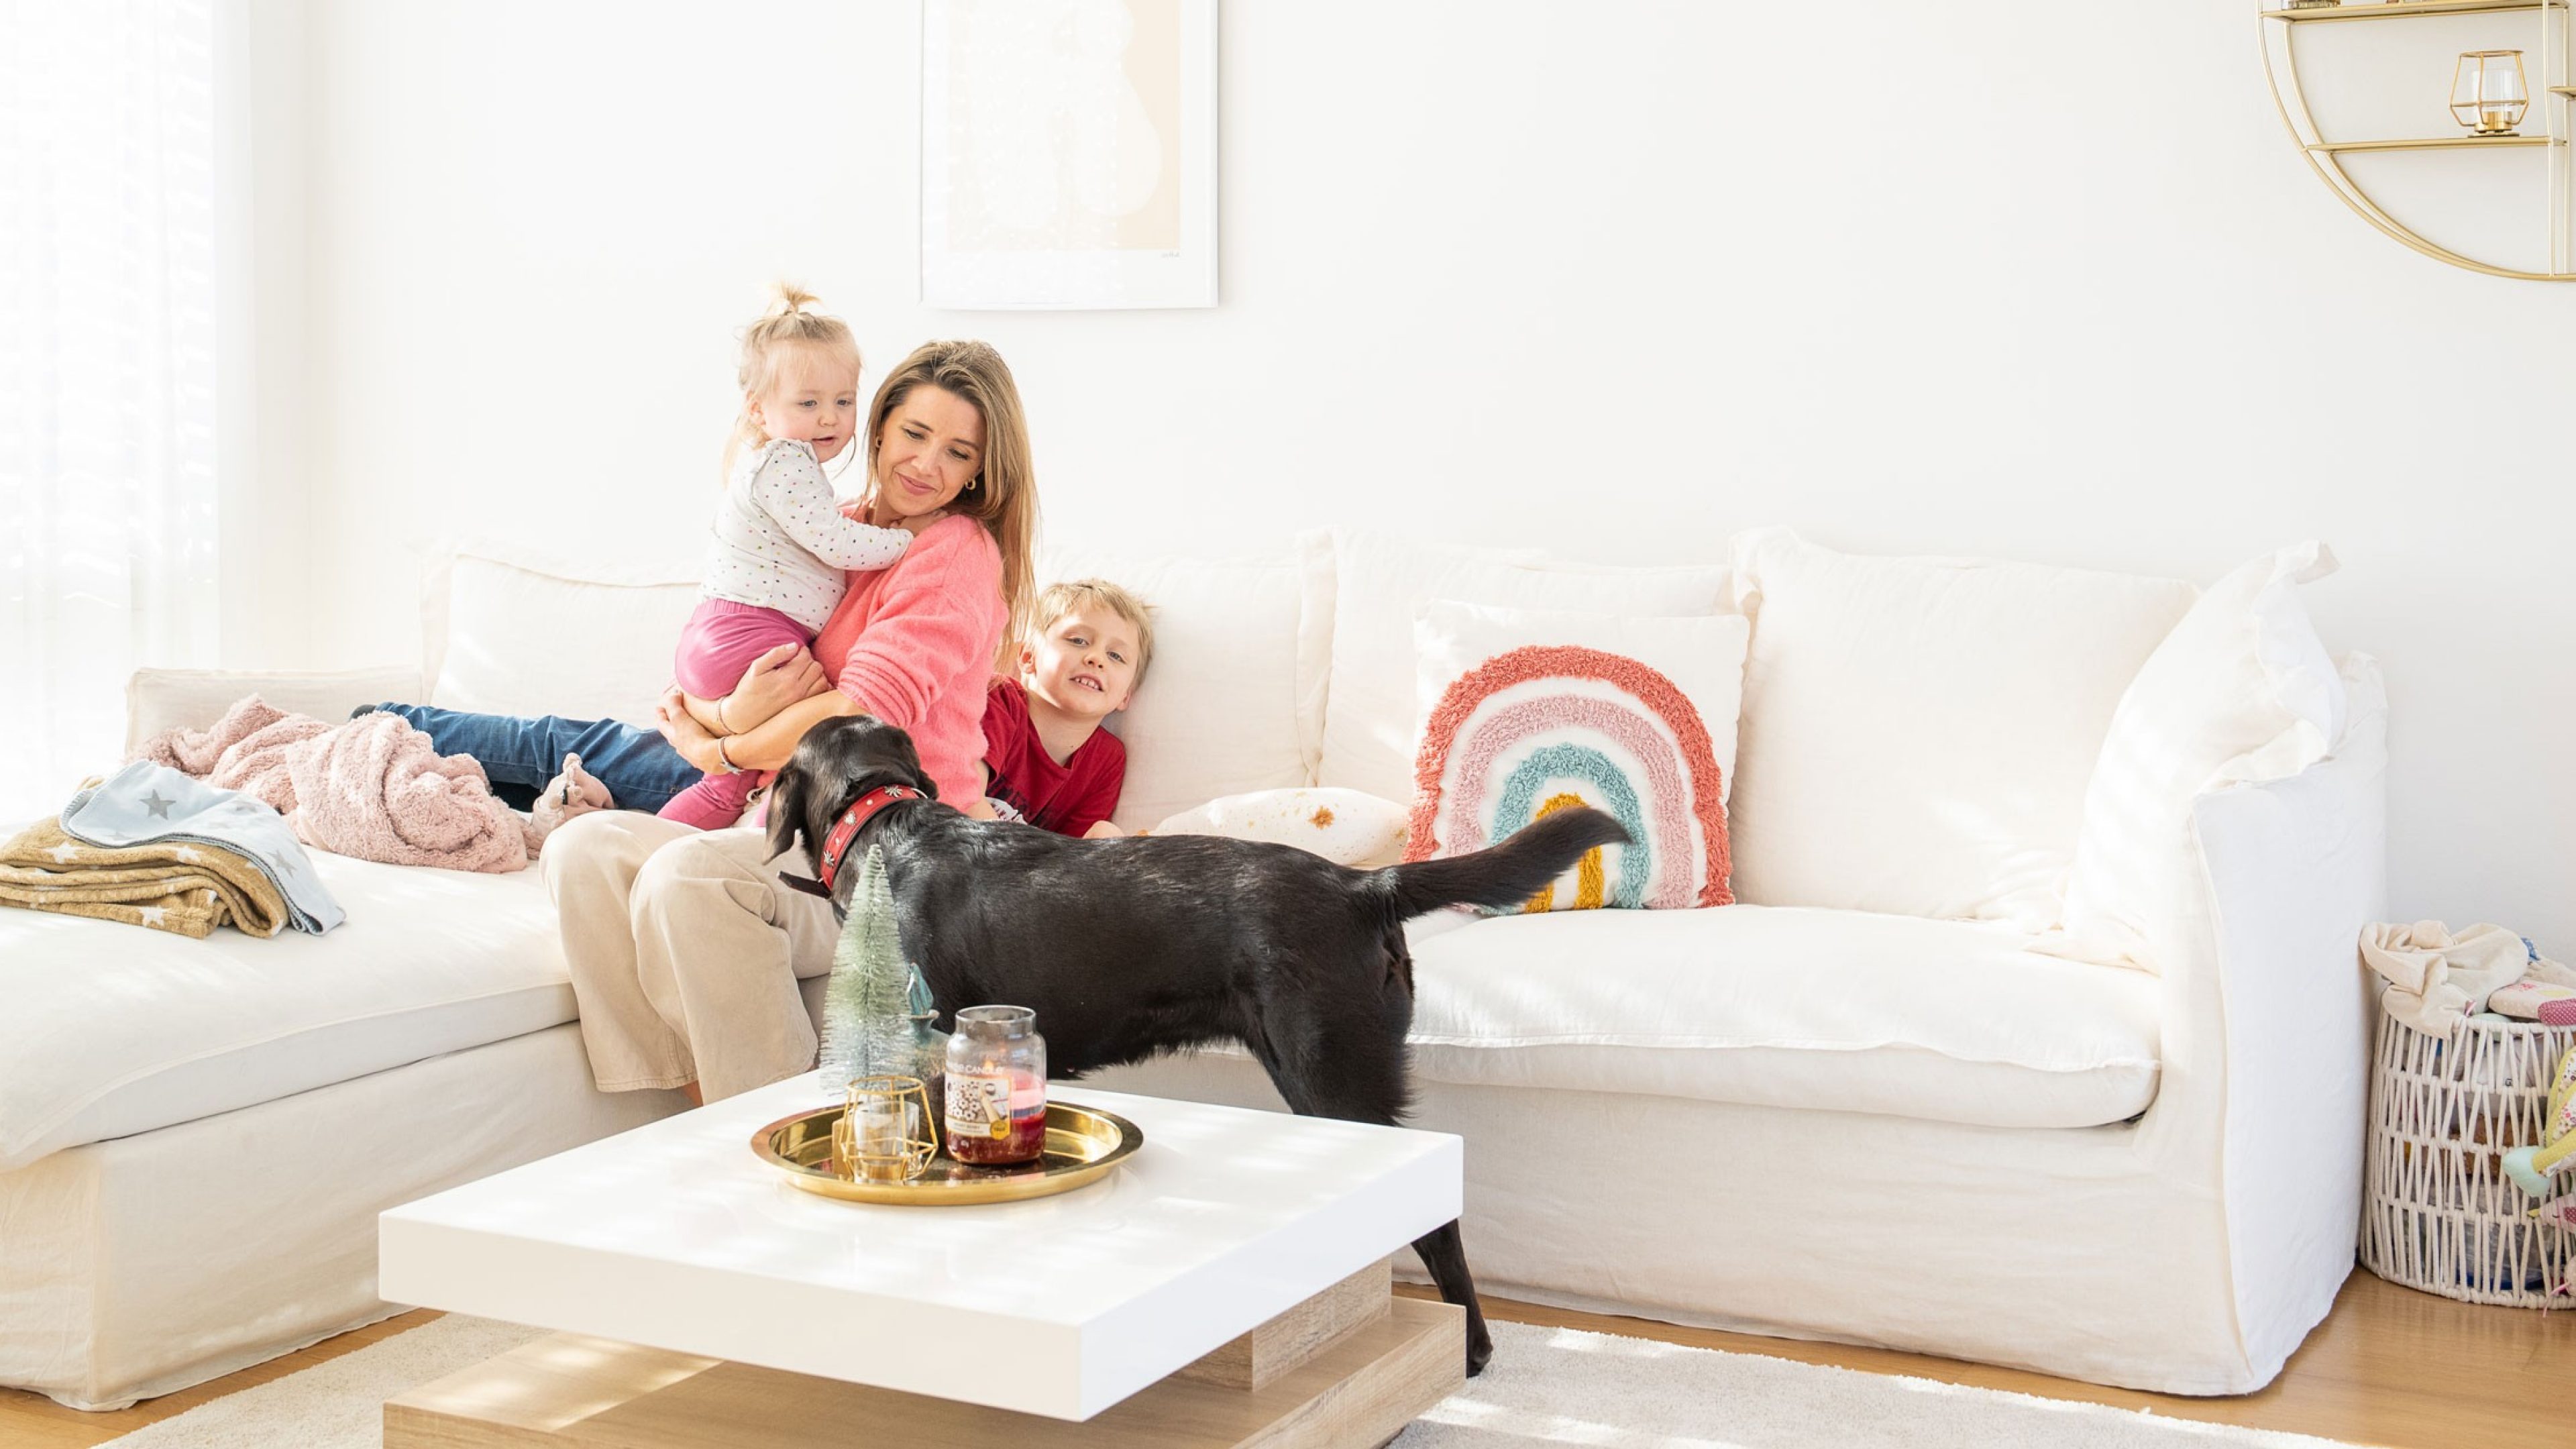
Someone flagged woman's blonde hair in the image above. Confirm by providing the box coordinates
[863,339,1039,668]
[722,282,862,482]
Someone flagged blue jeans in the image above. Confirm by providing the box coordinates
[374,704,704,815]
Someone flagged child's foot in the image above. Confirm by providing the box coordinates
[527,753,615,851]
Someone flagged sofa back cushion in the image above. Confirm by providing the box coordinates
[123,666,427,753]
[1040,545,1309,832]
[1319,529,1733,806]
[2053,543,2347,969]
[1725,528,2196,927]
[423,543,701,729]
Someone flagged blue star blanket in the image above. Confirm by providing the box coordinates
[60,762,345,934]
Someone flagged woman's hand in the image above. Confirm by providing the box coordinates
[722,643,830,734]
[655,689,725,774]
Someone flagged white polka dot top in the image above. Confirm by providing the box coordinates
[701,438,912,631]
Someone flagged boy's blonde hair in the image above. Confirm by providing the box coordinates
[1032,578,1155,686]
[723,282,862,482]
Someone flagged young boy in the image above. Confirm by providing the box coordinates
[975,579,1152,838]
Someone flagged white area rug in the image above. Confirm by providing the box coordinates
[101,1315,2359,1448]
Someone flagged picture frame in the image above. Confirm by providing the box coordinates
[920,0,1219,311]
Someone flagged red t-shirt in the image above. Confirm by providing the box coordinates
[979,678,1126,837]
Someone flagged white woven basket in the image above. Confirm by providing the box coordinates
[2361,1008,2575,1306]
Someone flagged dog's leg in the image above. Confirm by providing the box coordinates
[1244,1000,1495,1378]
[1405,1219,1492,1377]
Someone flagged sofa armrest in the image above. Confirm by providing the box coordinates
[123,665,426,754]
[2157,653,2387,1380]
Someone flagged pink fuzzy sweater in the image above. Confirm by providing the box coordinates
[806,513,1008,805]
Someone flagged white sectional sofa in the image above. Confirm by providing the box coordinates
[0,529,2384,1409]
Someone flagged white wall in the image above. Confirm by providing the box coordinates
[253,2,2576,944]
[215,0,313,666]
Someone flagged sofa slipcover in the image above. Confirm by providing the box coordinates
[0,858,572,1170]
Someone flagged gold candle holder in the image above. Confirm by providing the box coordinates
[830,1075,939,1183]
[2451,50,2530,138]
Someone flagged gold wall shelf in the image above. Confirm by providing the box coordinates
[2308,135,2561,150]
[2263,1,2575,278]
[2265,1,2563,23]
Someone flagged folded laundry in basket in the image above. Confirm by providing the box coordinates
[2359,920,2576,1036]
[58,761,345,934]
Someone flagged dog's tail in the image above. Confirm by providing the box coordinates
[1377,808,1631,920]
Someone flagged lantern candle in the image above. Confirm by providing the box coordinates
[2451,50,2530,138]
[945,1006,1049,1165]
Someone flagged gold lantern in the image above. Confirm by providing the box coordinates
[2451,51,2530,138]
[831,1075,939,1183]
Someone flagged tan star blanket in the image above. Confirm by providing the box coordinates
[0,814,291,938]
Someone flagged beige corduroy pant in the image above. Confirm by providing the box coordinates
[543,811,841,1102]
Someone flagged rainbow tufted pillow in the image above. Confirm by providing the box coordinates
[1405,601,1747,912]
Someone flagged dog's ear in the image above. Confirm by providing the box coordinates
[765,759,810,865]
[880,727,938,801]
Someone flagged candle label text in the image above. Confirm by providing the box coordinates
[947,1070,1015,1141]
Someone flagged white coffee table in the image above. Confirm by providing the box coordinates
[377,1075,1466,1446]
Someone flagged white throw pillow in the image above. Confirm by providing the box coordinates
[1725,528,2196,927]
[1041,545,1307,833]
[1410,601,1750,911]
[1148,788,1410,867]
[2054,542,2347,969]
[1320,529,1733,806]
[424,542,701,729]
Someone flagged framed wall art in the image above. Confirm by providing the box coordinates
[920,0,1219,310]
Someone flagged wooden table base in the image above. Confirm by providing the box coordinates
[385,1269,1464,1448]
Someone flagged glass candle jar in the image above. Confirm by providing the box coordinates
[944,1006,1046,1165]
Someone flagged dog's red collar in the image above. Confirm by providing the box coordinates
[816,784,927,895]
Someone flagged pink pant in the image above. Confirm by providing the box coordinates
[672,597,810,698]
[661,598,809,829]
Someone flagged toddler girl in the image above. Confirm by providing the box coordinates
[657,286,916,828]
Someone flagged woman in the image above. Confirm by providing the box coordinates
[404,340,1037,1103]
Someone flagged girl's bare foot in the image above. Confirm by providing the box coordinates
[682,1081,704,1108]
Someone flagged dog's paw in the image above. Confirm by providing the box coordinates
[1465,1323,1493,1377]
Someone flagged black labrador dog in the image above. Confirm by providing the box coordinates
[766,713,1629,1378]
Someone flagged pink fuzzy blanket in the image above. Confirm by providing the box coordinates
[132,698,539,873]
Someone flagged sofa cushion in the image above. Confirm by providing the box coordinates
[424,541,702,728]
[0,851,574,1171]
[1320,529,1733,806]
[1040,545,1307,832]
[1402,904,2160,1129]
[1725,529,2196,928]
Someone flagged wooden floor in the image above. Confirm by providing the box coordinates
[0,1269,2565,1448]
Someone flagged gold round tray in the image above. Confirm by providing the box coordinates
[751,1099,1143,1205]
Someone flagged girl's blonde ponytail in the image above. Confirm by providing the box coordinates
[721,282,862,483]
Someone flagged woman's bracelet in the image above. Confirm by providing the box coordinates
[715,737,740,775]
[714,696,733,734]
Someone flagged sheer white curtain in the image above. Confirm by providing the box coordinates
[0,0,221,821]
